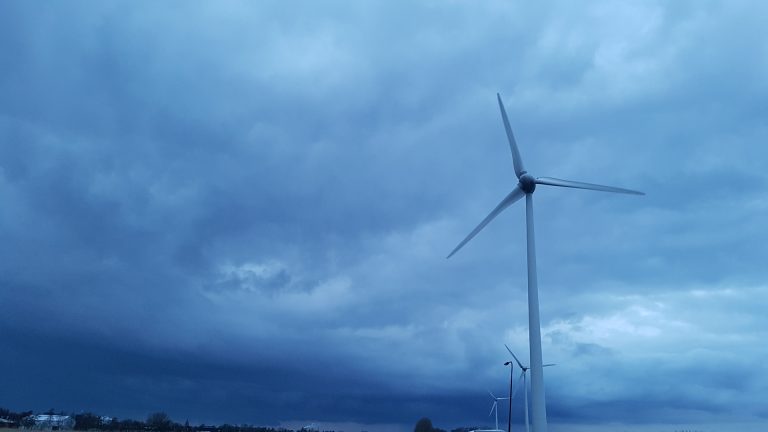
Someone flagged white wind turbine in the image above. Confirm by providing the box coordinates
[506,345,555,432]
[448,94,643,432]
[488,391,509,431]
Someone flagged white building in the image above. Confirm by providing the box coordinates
[25,415,75,430]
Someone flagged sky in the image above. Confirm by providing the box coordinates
[1,1,767,431]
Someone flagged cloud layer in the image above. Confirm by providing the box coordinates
[2,1,768,430]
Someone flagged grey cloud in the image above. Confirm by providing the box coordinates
[2,1,768,430]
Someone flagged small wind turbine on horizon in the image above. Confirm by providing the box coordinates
[488,391,509,432]
[447,93,643,432]
[505,345,555,432]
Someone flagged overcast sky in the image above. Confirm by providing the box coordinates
[1,1,768,431]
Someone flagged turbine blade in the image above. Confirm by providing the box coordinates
[543,363,556,367]
[512,369,526,397]
[489,401,497,417]
[447,187,524,258]
[497,93,526,178]
[535,177,644,195]
[488,390,496,399]
[504,344,526,369]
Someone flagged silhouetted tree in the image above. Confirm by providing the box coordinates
[0,407,32,423]
[117,418,145,431]
[105,417,119,431]
[20,415,35,428]
[75,412,102,430]
[147,412,173,431]
[414,418,433,432]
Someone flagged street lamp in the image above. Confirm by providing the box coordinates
[504,361,514,432]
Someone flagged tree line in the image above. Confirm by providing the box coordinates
[413,417,482,432]
[2,409,469,432]
[0,408,291,432]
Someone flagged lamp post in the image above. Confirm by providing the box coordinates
[504,361,514,432]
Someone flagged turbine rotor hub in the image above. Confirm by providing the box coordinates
[519,173,536,193]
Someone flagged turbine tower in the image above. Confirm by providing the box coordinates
[506,345,555,432]
[448,94,643,432]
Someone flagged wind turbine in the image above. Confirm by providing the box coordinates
[506,345,555,432]
[488,391,509,431]
[447,93,643,432]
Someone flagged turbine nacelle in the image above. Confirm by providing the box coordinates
[518,174,536,194]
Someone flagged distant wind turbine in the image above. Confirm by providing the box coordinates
[506,345,555,432]
[448,94,643,432]
[488,391,509,431]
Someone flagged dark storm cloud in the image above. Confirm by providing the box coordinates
[2,1,768,431]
